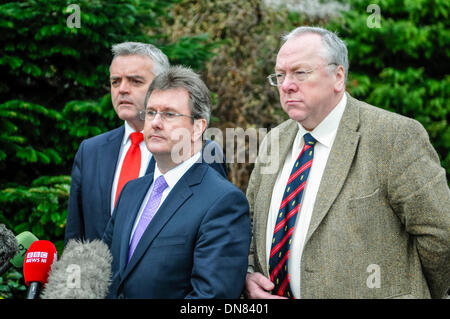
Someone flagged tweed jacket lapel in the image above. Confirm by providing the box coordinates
[305,93,360,244]
[254,120,299,276]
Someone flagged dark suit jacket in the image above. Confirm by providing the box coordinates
[65,125,227,244]
[102,163,251,299]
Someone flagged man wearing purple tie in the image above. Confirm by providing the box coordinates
[103,66,251,299]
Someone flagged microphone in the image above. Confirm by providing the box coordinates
[23,240,57,299]
[0,230,39,277]
[0,224,18,276]
[41,239,112,299]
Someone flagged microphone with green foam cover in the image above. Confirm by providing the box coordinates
[10,231,39,267]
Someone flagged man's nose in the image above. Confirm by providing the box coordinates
[118,80,130,94]
[280,74,298,93]
[150,112,164,128]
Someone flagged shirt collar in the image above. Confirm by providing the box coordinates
[153,152,202,189]
[297,93,347,149]
[122,121,144,145]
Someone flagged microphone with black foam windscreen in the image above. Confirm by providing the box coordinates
[0,224,18,276]
[41,239,112,299]
[0,230,39,277]
[23,240,57,299]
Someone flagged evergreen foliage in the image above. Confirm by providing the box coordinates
[333,0,449,179]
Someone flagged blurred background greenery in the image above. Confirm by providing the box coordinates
[0,0,448,298]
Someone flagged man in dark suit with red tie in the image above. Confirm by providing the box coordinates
[103,66,251,298]
[65,43,227,244]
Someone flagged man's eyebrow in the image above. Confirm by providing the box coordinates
[275,63,312,72]
[110,75,146,80]
[126,75,146,80]
[147,105,177,112]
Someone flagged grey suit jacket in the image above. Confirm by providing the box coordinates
[247,93,450,298]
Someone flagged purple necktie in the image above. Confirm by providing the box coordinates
[128,175,168,262]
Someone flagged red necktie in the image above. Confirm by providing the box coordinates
[114,132,144,206]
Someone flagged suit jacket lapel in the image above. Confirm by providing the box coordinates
[98,126,124,219]
[145,155,156,175]
[305,93,360,244]
[120,163,206,282]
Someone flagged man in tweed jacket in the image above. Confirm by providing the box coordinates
[245,26,450,299]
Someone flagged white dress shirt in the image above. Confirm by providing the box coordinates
[129,152,201,243]
[110,121,152,213]
[265,94,347,298]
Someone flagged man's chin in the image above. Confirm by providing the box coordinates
[116,109,142,122]
[287,111,308,123]
[148,147,170,157]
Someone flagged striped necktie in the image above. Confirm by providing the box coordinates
[268,133,317,298]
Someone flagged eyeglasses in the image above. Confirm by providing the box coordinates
[267,63,338,87]
[139,109,195,122]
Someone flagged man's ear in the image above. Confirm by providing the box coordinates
[334,65,346,92]
[192,118,207,142]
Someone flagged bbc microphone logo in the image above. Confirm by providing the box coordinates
[26,251,48,263]
[25,251,56,263]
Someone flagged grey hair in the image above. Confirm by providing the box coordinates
[145,66,211,126]
[283,26,349,83]
[111,42,170,76]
